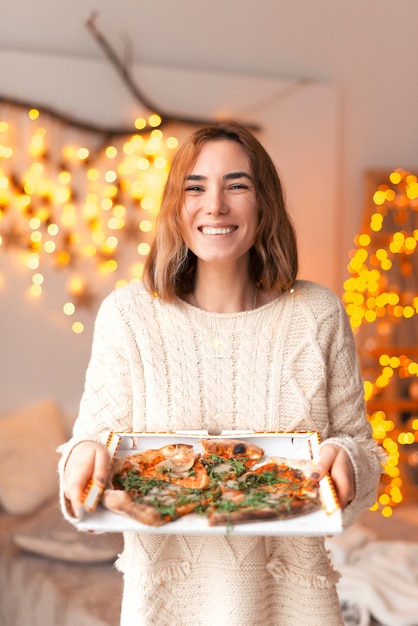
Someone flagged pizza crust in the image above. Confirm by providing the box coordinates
[208,495,321,526]
[102,489,166,527]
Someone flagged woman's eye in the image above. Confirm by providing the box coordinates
[229,183,248,191]
[185,185,204,193]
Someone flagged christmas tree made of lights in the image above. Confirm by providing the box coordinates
[343,168,418,517]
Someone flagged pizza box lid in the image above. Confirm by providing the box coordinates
[76,430,342,536]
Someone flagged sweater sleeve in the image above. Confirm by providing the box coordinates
[74,290,138,441]
[57,289,140,521]
[319,295,384,528]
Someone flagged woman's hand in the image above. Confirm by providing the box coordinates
[63,441,111,517]
[311,444,355,508]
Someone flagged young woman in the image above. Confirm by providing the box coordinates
[60,121,382,625]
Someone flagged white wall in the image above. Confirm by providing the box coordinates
[0,52,339,415]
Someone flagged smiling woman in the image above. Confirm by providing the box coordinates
[59,121,381,626]
[144,122,298,307]
[180,140,259,311]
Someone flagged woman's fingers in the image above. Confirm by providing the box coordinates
[311,444,338,480]
[311,444,355,508]
[63,441,111,517]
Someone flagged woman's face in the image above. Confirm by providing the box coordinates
[180,139,258,267]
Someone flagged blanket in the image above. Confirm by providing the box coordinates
[327,523,418,626]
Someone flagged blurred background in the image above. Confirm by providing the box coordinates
[0,0,417,505]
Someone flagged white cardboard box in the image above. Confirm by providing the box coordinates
[76,430,342,536]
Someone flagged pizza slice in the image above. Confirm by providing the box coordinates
[101,443,214,526]
[201,438,265,469]
[111,443,211,489]
[206,458,321,526]
[102,477,217,527]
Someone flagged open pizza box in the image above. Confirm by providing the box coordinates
[76,430,343,536]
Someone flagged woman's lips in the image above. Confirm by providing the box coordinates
[198,226,237,235]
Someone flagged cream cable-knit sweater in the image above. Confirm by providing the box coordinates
[59,280,382,626]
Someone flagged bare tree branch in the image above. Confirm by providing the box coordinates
[0,13,260,138]
[0,95,138,137]
[85,12,260,131]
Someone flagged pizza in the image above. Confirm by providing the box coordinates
[101,438,322,528]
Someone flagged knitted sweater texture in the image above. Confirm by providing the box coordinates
[59,280,381,626]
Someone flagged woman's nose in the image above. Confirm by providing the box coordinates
[205,188,227,214]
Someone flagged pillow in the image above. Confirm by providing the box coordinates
[13,499,123,563]
[0,399,67,515]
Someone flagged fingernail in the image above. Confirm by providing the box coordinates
[311,472,320,480]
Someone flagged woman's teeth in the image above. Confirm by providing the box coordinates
[200,226,236,235]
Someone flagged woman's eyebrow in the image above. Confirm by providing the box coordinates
[224,171,253,181]
[185,174,206,181]
[185,172,253,182]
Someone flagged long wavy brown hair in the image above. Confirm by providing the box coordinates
[143,121,298,301]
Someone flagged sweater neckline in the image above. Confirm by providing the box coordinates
[176,287,295,320]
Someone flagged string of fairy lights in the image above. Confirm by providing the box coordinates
[0,105,179,333]
[343,168,418,516]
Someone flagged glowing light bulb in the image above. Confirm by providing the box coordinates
[63,302,75,315]
[166,136,179,149]
[105,146,118,158]
[77,147,89,160]
[137,242,150,256]
[134,117,146,130]
[148,114,161,127]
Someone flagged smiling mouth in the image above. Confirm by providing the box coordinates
[199,226,237,235]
